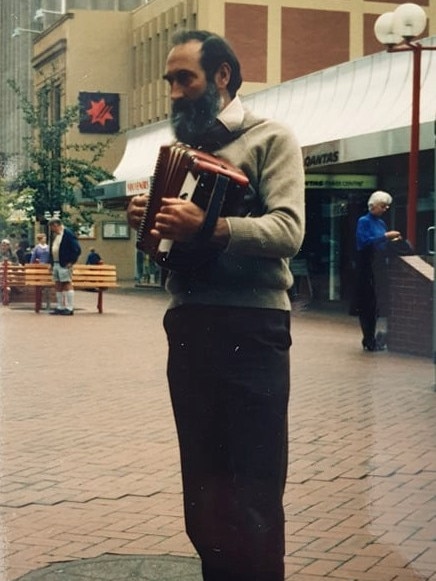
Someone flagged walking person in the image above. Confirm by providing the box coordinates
[128,30,305,581]
[353,190,402,351]
[48,217,81,316]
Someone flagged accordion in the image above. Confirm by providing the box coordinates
[136,143,249,272]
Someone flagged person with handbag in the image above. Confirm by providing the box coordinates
[354,190,402,351]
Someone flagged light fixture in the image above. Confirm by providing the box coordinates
[374,3,427,46]
[374,12,402,47]
[44,210,61,221]
[392,3,427,41]
[34,8,63,22]
[374,3,432,248]
[12,27,41,38]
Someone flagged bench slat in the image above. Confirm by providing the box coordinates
[1,263,26,303]
[74,282,118,287]
[72,265,117,288]
[73,266,116,272]
[24,264,52,287]
[73,276,117,282]
[3,265,26,285]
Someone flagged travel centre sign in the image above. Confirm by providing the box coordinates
[305,174,377,190]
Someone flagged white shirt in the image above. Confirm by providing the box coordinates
[51,228,64,262]
[217,96,244,132]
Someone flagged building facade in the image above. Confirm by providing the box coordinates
[1,0,435,292]
[4,0,436,174]
[129,0,435,127]
[0,0,144,177]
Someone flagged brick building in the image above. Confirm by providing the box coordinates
[1,0,436,290]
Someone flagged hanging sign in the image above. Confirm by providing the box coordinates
[79,92,120,134]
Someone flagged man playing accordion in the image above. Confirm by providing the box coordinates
[127,30,305,581]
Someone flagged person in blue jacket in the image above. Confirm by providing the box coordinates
[86,248,102,265]
[354,191,401,351]
[48,217,81,315]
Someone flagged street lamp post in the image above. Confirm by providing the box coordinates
[374,3,436,248]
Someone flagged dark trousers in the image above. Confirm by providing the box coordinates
[164,305,291,581]
[358,293,377,345]
[354,249,388,347]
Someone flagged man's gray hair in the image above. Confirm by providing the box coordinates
[367,190,392,209]
[48,217,62,225]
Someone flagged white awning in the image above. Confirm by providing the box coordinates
[110,35,436,190]
[244,35,436,163]
[113,119,172,183]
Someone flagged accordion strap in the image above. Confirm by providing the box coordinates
[195,174,230,243]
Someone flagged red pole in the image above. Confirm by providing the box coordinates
[407,44,422,248]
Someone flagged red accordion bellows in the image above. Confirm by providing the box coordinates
[136,144,249,271]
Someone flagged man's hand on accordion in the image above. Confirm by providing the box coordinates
[153,197,205,242]
[127,194,230,247]
[127,195,148,231]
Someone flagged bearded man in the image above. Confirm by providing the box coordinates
[127,30,305,581]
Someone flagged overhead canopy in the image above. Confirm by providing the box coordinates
[112,119,172,187]
[107,35,436,195]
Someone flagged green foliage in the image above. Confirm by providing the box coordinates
[0,179,30,239]
[7,77,115,230]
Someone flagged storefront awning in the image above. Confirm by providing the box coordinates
[113,119,172,184]
[108,35,436,194]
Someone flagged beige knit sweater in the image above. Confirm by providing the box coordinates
[166,108,305,311]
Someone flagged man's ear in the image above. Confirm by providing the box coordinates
[215,62,231,90]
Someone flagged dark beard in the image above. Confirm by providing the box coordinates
[170,82,221,147]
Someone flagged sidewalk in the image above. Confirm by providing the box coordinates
[0,288,435,581]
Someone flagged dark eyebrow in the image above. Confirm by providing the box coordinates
[162,70,195,85]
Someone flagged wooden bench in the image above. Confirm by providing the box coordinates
[1,261,28,305]
[23,263,118,313]
[24,264,55,312]
[71,264,118,313]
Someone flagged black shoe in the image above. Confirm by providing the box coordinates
[49,308,63,315]
[60,309,74,316]
[362,338,384,352]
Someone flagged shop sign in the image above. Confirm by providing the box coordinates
[304,151,339,168]
[305,174,377,190]
[126,178,151,196]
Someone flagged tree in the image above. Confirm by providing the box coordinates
[0,178,32,240]
[7,77,115,230]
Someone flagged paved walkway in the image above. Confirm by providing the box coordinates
[0,288,435,581]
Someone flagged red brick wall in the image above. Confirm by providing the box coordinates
[225,3,268,83]
[364,13,385,56]
[387,256,433,358]
[281,8,349,80]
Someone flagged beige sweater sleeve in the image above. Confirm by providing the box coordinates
[224,119,305,260]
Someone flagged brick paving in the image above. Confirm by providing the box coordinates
[0,288,435,581]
